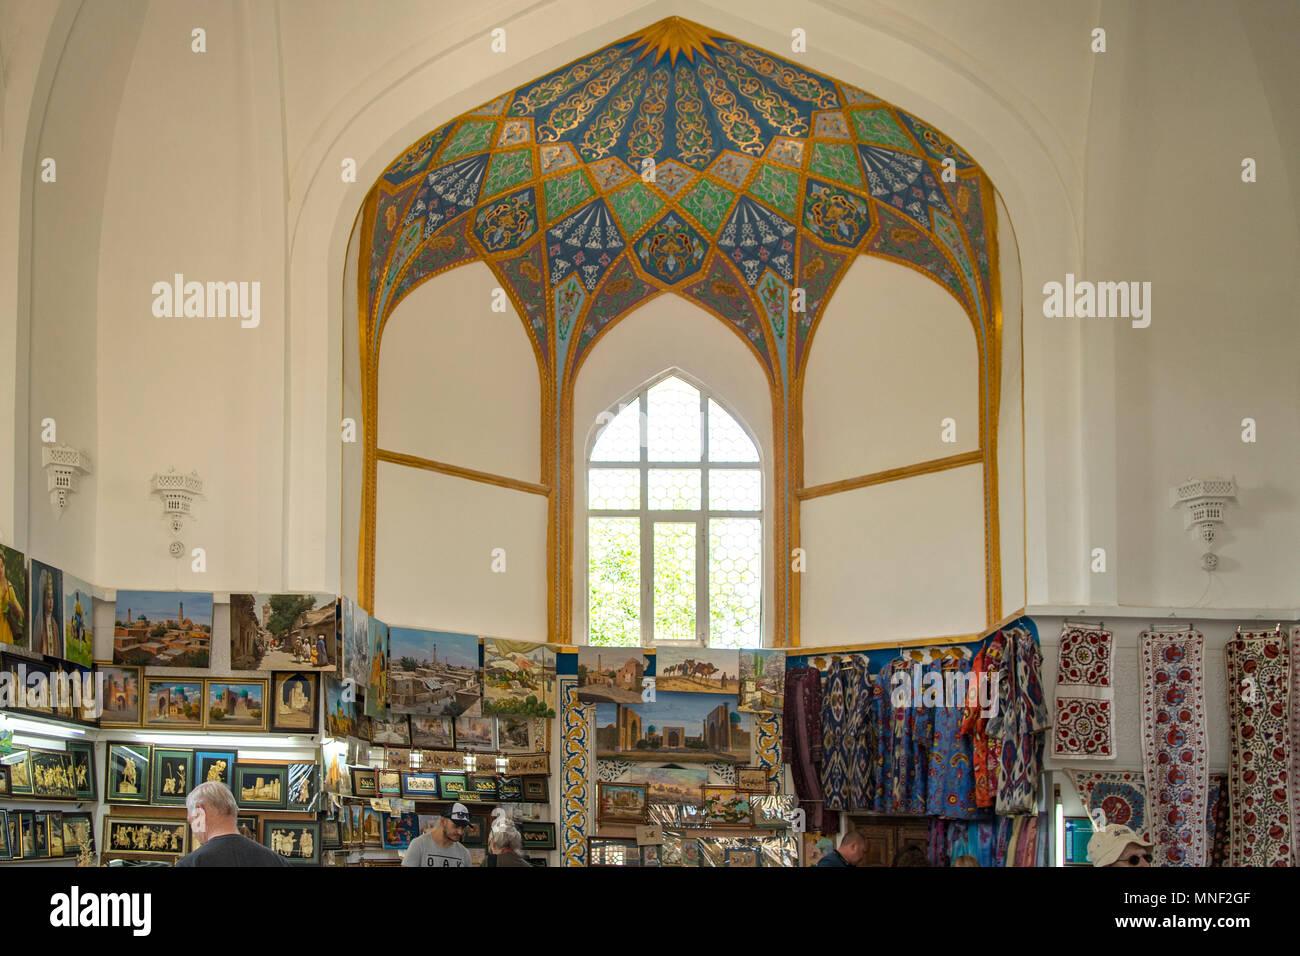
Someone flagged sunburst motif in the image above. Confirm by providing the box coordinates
[627,17,722,65]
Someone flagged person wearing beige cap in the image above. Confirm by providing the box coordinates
[1087,824,1153,866]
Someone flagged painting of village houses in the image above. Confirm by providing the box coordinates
[655,648,741,694]
[576,646,647,703]
[737,649,785,714]
[112,591,213,668]
[387,627,481,716]
[229,593,337,671]
[206,680,266,730]
[596,692,752,763]
[482,639,556,718]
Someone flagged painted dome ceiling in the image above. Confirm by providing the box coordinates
[363,17,997,391]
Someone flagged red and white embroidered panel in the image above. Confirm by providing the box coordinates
[1053,623,1114,759]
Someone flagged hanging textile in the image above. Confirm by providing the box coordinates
[1065,769,1150,841]
[1140,628,1209,866]
[987,627,1048,814]
[1052,622,1115,758]
[873,657,928,814]
[1292,626,1300,865]
[1014,814,1039,867]
[1225,631,1292,867]
[782,666,834,834]
[993,815,1013,867]
[1206,774,1229,867]
[819,658,868,812]
[925,657,979,819]
[869,664,894,812]
[960,635,1003,808]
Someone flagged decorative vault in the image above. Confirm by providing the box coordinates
[357,17,1003,641]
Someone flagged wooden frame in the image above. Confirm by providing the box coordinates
[29,748,76,800]
[498,776,523,802]
[141,677,204,730]
[195,749,237,788]
[321,818,342,849]
[233,762,288,810]
[437,772,468,800]
[401,772,441,799]
[469,775,499,800]
[104,742,151,805]
[376,769,403,796]
[587,836,639,866]
[460,813,488,849]
[597,782,649,825]
[203,678,269,732]
[61,812,95,856]
[45,811,65,857]
[66,740,96,801]
[236,814,260,841]
[104,816,188,859]
[724,846,760,867]
[734,767,770,793]
[263,820,321,865]
[0,765,10,798]
[350,767,378,798]
[269,671,321,735]
[361,806,381,846]
[96,662,143,727]
[0,810,9,861]
[518,821,556,851]
[2,751,31,796]
[150,748,195,806]
[700,786,752,827]
[522,776,549,803]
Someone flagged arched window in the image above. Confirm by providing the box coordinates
[586,372,762,648]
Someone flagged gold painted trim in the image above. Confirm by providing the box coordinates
[797,450,982,500]
[377,448,551,496]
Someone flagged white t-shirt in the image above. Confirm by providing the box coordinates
[402,833,473,868]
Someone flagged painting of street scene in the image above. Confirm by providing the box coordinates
[737,649,785,714]
[229,593,337,671]
[576,646,647,703]
[596,692,752,763]
[112,590,212,668]
[482,638,555,718]
[387,627,481,716]
[655,648,740,694]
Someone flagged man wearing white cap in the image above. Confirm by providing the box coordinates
[402,802,473,867]
[1087,824,1153,867]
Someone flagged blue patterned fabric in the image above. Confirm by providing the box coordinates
[819,658,867,810]
[925,658,978,819]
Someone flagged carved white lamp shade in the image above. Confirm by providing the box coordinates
[1169,478,1237,545]
[150,468,203,556]
[41,444,91,517]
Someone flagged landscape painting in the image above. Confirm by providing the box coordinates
[62,573,94,666]
[576,646,647,703]
[205,680,267,731]
[343,598,370,689]
[656,648,740,694]
[596,692,752,763]
[229,593,337,671]
[622,765,708,805]
[387,627,480,716]
[737,649,785,714]
[113,590,213,668]
[482,638,556,718]
[28,559,62,658]
[143,679,203,729]
[410,715,454,749]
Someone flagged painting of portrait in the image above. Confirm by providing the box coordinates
[28,559,63,658]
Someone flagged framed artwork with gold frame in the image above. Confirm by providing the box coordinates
[597,782,649,824]
[734,767,770,793]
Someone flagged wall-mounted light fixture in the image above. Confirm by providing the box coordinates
[1170,477,1236,570]
[150,467,204,558]
[42,445,91,518]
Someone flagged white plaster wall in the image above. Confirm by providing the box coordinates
[378,262,542,482]
[997,192,1026,615]
[374,461,547,638]
[802,256,979,486]
[800,463,986,644]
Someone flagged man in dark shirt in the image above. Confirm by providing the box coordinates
[175,781,290,867]
[815,830,866,867]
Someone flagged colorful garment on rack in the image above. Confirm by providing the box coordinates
[994,815,1013,867]
[1065,769,1149,840]
[1207,774,1229,867]
[874,658,928,814]
[819,658,868,811]
[1140,628,1209,866]
[1225,632,1292,867]
[1292,627,1300,865]
[987,627,1048,814]
[1053,622,1115,758]
[960,637,1003,808]
[783,666,833,834]
[926,657,979,819]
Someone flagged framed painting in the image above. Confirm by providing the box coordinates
[481,638,556,718]
[236,814,260,841]
[350,804,365,846]
[0,810,8,861]
[385,748,411,771]
[518,821,556,851]
[324,676,356,738]
[62,574,94,667]
[61,812,95,856]
[350,767,378,798]
[469,775,498,800]
[32,811,50,858]
[453,714,495,751]
[376,769,403,797]
[751,794,795,829]
[409,715,455,750]
[229,593,338,672]
[370,717,411,747]
[587,837,639,866]
[5,811,18,860]
[437,772,468,800]
[498,776,523,802]
[105,817,188,858]
[3,750,31,796]
[270,671,320,734]
[0,764,9,797]
[18,812,37,859]
[28,559,63,658]
[321,818,342,850]
[735,767,770,793]
[701,786,752,827]
[111,590,213,668]
[725,847,760,867]
[287,762,320,811]
[522,776,548,803]
[642,844,661,867]
[507,752,549,774]
[46,811,65,857]
[150,748,195,806]
[597,782,649,824]
[6,656,53,714]
[104,742,151,804]
[97,663,143,727]
[679,803,705,829]
[498,716,544,753]
[381,811,420,850]
[361,806,381,846]
[264,820,321,865]
[204,679,268,731]
[233,763,288,810]
[142,678,204,730]
[195,749,237,788]
[401,772,441,799]
[460,814,487,849]
[66,740,96,801]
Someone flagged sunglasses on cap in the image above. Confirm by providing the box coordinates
[1117,851,1153,865]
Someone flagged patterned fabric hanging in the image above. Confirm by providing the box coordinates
[926,657,978,819]
[869,663,896,813]
[988,627,1048,814]
[1206,774,1229,867]
[960,635,1004,808]
[1053,622,1115,758]
[1140,628,1209,866]
[1225,631,1292,867]
[819,658,867,811]
[783,666,832,834]
[1066,769,1150,840]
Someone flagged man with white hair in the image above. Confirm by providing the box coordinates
[488,818,529,867]
[175,781,290,867]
